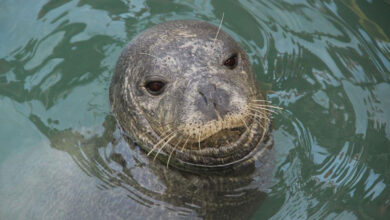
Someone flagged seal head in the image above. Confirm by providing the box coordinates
[110,20,272,172]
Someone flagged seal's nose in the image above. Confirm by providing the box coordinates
[196,83,230,120]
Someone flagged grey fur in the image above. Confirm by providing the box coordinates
[110,20,272,172]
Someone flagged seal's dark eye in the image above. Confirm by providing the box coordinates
[224,54,238,69]
[145,81,165,95]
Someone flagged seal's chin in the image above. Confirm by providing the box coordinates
[147,114,270,172]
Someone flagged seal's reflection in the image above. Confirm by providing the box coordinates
[32,115,272,219]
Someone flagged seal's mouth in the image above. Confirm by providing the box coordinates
[143,113,270,172]
[181,126,246,150]
[169,116,271,173]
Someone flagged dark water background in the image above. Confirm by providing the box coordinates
[1,0,390,219]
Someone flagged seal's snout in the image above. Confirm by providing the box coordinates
[196,83,230,120]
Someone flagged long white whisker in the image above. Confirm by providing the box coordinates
[166,150,175,168]
[240,118,250,131]
[245,112,269,129]
[180,137,190,152]
[213,12,224,43]
[247,113,267,130]
[155,127,172,138]
[249,103,283,110]
[259,123,267,143]
[153,133,177,161]
[139,52,159,60]
[251,100,272,103]
[198,132,202,150]
[147,132,173,156]
[249,106,278,115]
[166,137,182,168]
[247,108,269,117]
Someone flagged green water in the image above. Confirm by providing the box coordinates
[1,0,390,219]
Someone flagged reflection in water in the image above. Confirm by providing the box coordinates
[26,114,270,219]
[0,0,390,219]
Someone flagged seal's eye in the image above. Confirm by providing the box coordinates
[145,81,165,95]
[224,54,238,69]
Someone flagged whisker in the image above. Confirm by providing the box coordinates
[161,120,177,126]
[154,121,176,133]
[251,115,267,131]
[155,124,171,132]
[240,118,250,131]
[247,108,269,118]
[213,12,224,43]
[258,121,267,143]
[223,135,232,146]
[198,131,202,150]
[163,127,173,134]
[147,132,174,156]
[153,133,177,161]
[180,137,190,152]
[139,52,159,60]
[245,113,268,130]
[166,137,183,168]
[249,106,278,115]
[174,136,183,150]
[251,99,271,103]
[245,112,261,118]
[166,149,175,168]
[249,103,283,110]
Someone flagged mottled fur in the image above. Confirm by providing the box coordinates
[110,20,273,172]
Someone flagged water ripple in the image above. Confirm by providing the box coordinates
[1,0,390,219]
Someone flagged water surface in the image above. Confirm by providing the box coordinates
[1,0,390,219]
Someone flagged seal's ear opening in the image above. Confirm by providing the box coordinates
[224,53,238,69]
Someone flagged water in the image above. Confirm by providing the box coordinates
[1,0,389,219]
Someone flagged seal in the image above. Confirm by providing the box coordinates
[0,20,277,220]
[110,20,276,173]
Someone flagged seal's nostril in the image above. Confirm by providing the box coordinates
[198,91,208,104]
[197,83,232,119]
